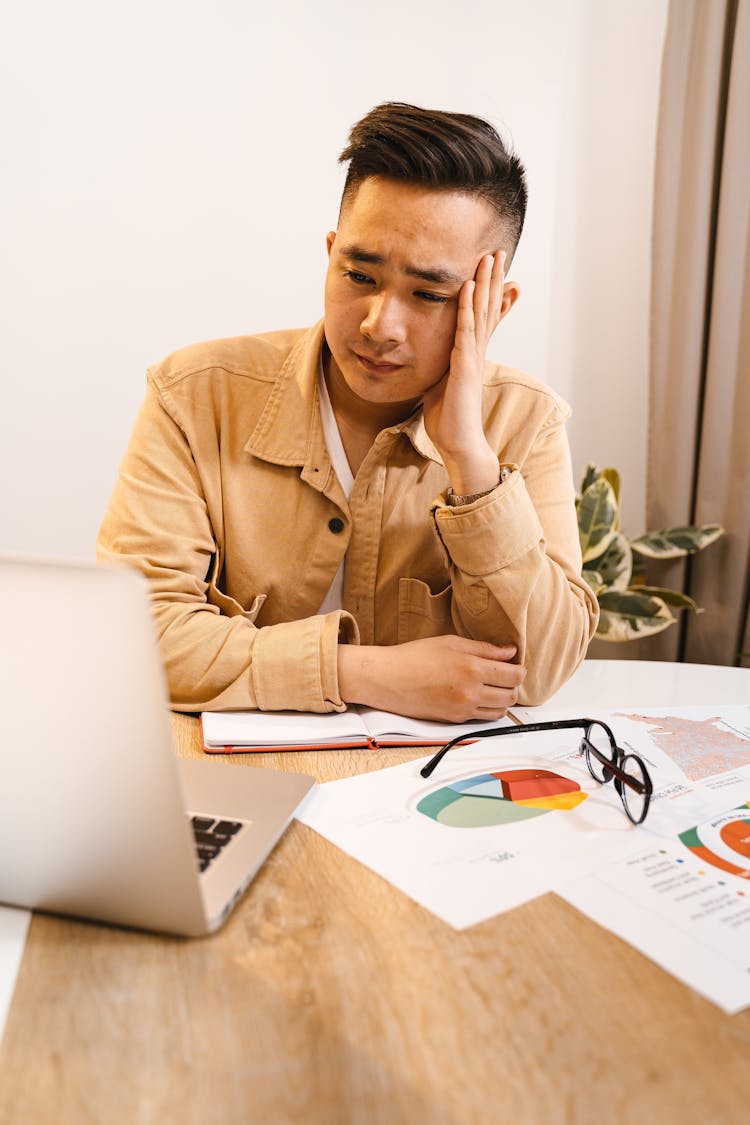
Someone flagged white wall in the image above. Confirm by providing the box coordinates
[1,0,666,556]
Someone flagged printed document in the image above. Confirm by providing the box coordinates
[298,705,750,1012]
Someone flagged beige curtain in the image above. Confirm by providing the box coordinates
[648,0,750,666]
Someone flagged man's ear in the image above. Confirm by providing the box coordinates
[326,230,336,258]
[499,280,521,321]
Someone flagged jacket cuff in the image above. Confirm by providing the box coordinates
[251,611,359,713]
[432,471,544,576]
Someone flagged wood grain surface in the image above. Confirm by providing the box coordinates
[1,712,748,1125]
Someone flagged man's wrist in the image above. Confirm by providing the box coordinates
[338,644,378,706]
[442,449,501,498]
[446,464,515,506]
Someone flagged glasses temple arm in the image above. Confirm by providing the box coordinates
[419,718,593,778]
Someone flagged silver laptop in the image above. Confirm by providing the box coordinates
[0,555,315,936]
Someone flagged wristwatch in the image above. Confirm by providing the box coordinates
[446,464,515,507]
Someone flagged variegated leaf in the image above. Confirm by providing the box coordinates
[628,584,700,611]
[586,531,632,591]
[595,589,675,642]
[600,467,621,520]
[630,524,724,559]
[582,568,605,595]
[578,478,618,564]
[579,462,599,497]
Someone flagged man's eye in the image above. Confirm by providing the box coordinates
[345,270,374,286]
[415,291,449,304]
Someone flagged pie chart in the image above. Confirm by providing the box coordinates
[417,768,587,828]
[679,802,750,879]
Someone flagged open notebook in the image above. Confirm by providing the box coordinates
[201,707,513,754]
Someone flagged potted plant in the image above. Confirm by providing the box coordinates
[577,464,724,642]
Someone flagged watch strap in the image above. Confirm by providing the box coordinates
[446,464,515,507]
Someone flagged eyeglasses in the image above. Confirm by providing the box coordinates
[420,718,653,825]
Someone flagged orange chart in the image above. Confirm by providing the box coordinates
[679,803,750,879]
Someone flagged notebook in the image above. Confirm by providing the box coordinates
[0,555,314,937]
[201,708,512,753]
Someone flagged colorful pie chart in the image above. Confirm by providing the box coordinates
[417,768,587,828]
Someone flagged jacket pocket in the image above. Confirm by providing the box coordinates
[397,578,454,643]
[206,584,267,623]
[205,553,266,623]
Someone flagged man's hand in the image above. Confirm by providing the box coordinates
[422,251,511,496]
[337,635,526,723]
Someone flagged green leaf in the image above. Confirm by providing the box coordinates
[600,467,621,516]
[582,568,605,595]
[578,479,619,564]
[630,524,725,559]
[587,531,632,591]
[579,462,599,497]
[628,584,700,611]
[595,589,675,642]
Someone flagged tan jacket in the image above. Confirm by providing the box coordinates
[97,321,598,712]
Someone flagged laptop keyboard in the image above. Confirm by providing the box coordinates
[190,815,243,873]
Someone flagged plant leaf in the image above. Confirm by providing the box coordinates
[630,524,725,559]
[587,531,632,591]
[628,584,700,611]
[600,467,621,516]
[579,462,599,497]
[595,589,675,642]
[578,478,618,564]
[582,568,605,595]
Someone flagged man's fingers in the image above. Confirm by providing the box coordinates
[472,255,494,331]
[455,278,476,342]
[487,252,506,326]
[476,659,526,690]
[452,637,517,662]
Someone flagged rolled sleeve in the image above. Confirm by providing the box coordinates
[429,428,599,705]
[432,471,544,575]
[251,611,359,713]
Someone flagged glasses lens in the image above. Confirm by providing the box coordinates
[585,723,617,782]
[620,754,650,825]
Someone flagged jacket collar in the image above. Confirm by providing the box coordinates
[244,319,445,480]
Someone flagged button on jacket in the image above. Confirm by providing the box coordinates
[97,321,599,713]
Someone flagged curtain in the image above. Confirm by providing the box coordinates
[647,0,750,666]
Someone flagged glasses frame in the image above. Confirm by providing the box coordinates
[419,717,654,825]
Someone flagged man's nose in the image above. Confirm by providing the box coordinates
[360,293,407,345]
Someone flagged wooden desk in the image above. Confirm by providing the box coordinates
[2,662,750,1124]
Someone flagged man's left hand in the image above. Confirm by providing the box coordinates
[422,250,510,496]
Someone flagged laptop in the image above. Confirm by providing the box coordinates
[0,555,315,936]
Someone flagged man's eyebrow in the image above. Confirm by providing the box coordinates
[404,264,464,286]
[337,243,464,287]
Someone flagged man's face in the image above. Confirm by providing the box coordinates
[323,176,503,411]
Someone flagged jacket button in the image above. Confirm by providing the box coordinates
[328,517,345,534]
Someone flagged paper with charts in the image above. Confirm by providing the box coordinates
[297,704,750,1013]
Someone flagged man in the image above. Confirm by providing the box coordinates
[98,102,598,721]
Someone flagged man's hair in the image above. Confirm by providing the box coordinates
[338,102,528,258]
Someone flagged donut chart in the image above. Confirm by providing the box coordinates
[417,768,587,828]
[678,802,750,880]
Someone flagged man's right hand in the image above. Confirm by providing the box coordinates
[337,635,525,723]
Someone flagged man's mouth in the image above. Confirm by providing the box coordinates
[355,352,403,374]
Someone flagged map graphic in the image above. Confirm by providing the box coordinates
[679,802,750,879]
[417,768,587,828]
[621,713,750,781]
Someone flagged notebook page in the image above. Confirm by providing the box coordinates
[201,708,370,748]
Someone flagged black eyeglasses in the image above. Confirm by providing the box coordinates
[420,718,653,825]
